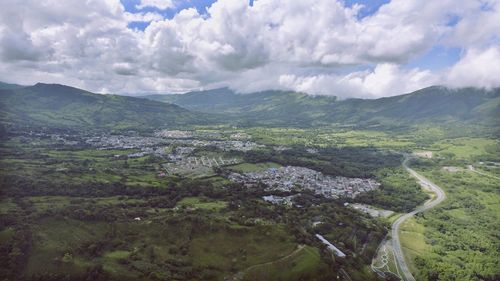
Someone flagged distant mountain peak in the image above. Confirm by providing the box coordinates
[143,86,499,128]
[0,81,26,90]
[0,82,212,131]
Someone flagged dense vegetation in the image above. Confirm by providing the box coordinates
[237,146,402,178]
[1,82,498,132]
[1,82,499,280]
[146,86,500,129]
[411,165,499,280]
[0,83,212,131]
[396,141,500,281]
[0,133,389,281]
[354,168,429,212]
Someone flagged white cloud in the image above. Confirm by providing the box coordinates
[444,47,500,89]
[136,0,175,10]
[124,11,164,22]
[444,0,500,48]
[0,0,499,97]
[274,64,436,98]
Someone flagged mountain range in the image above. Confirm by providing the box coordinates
[0,83,206,132]
[0,82,498,132]
[145,86,500,128]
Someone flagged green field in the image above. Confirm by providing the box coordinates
[227,162,281,173]
[409,167,499,280]
[242,246,329,281]
[0,140,173,188]
[354,168,428,212]
[18,216,306,280]
[399,217,429,276]
[3,126,498,281]
[430,137,499,160]
[246,127,416,148]
[176,197,227,211]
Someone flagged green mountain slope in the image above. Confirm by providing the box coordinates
[145,86,500,128]
[145,89,338,126]
[1,82,497,132]
[0,81,26,90]
[0,83,208,131]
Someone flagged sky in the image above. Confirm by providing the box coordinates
[0,0,499,98]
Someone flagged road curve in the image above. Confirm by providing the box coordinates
[391,158,446,281]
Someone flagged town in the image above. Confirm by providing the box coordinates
[22,130,380,200]
[85,130,263,154]
[228,166,380,198]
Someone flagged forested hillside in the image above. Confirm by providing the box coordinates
[0,83,211,131]
[146,86,500,128]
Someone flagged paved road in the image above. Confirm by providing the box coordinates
[390,157,446,281]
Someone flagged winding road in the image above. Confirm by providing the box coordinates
[390,157,446,281]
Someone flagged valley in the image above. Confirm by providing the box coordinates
[0,83,498,281]
[2,1,499,280]
[1,127,395,281]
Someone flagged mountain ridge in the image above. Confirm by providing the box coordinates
[144,86,500,128]
[0,81,498,132]
[0,83,211,132]
[0,81,26,90]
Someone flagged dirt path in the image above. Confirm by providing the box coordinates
[226,244,305,281]
[468,165,500,180]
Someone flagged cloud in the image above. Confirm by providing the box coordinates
[136,0,175,10]
[113,62,138,76]
[444,47,500,89]
[124,11,164,22]
[444,0,500,48]
[0,28,48,61]
[0,0,499,97]
[273,64,436,98]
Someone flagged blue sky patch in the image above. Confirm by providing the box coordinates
[344,0,389,19]
[408,46,462,70]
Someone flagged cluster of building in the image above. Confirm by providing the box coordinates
[127,147,167,158]
[162,145,240,175]
[85,135,165,149]
[306,148,319,154]
[166,139,262,152]
[262,195,296,206]
[210,140,263,152]
[154,129,222,139]
[154,130,194,139]
[168,146,196,161]
[84,132,262,160]
[49,134,80,146]
[230,132,251,140]
[99,135,258,151]
[17,132,82,146]
[162,155,240,176]
[229,166,380,198]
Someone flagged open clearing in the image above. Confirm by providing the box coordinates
[227,162,281,173]
[399,217,429,276]
[176,197,227,211]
